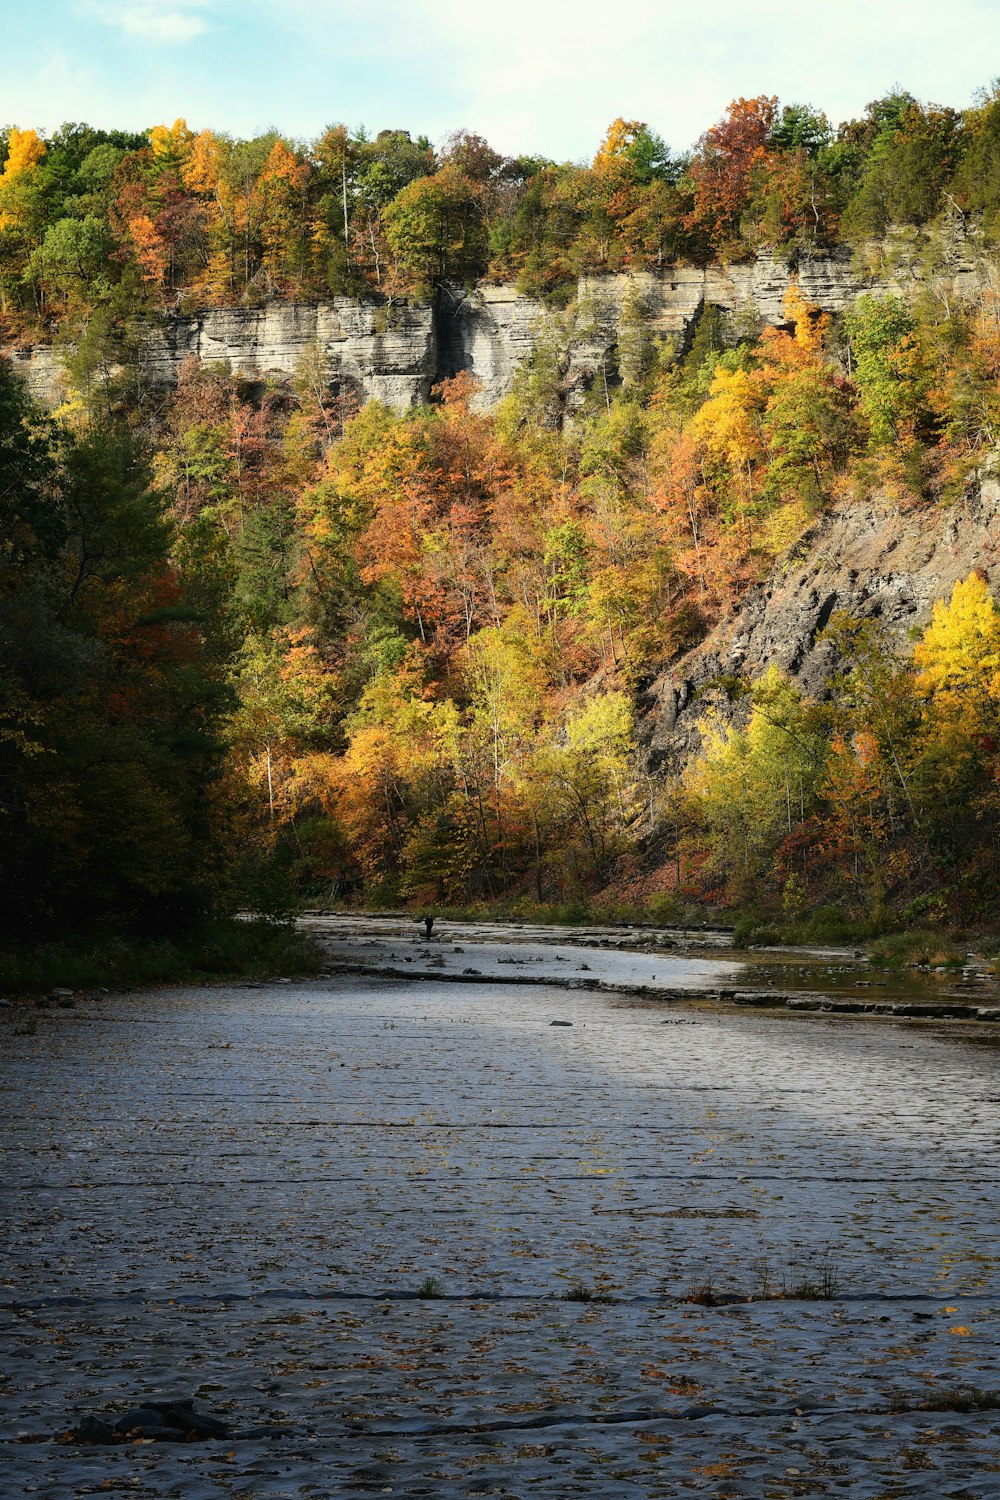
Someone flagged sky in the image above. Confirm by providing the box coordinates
[3,0,998,161]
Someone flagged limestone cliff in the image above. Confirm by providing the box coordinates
[9,241,989,415]
[640,471,1000,773]
[438,250,870,410]
[5,248,874,413]
[8,299,437,410]
[8,244,997,790]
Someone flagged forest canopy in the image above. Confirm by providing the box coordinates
[5,83,1000,944]
[1,83,999,329]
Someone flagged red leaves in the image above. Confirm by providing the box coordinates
[687,96,778,241]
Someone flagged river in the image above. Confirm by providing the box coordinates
[2,924,999,1495]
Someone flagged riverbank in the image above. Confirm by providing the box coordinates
[304,911,1000,1027]
[314,898,1000,970]
[0,917,323,1000]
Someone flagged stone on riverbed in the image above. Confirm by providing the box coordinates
[65,1398,230,1444]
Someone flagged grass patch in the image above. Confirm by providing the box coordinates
[415,1276,444,1299]
[684,1275,725,1307]
[783,1262,840,1300]
[867,929,967,968]
[732,906,885,949]
[380,895,729,932]
[0,917,323,997]
[729,907,987,961]
[682,1251,841,1305]
[560,1281,617,1303]
[887,1386,1000,1414]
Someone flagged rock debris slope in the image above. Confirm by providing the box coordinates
[643,472,1000,769]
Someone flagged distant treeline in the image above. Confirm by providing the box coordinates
[6,267,998,930]
[1,85,1000,327]
[7,86,1000,942]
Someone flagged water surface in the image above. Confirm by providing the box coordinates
[2,970,999,1496]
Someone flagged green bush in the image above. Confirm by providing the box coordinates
[0,918,322,996]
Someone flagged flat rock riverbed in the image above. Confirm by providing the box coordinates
[303,912,742,994]
[3,959,1000,1496]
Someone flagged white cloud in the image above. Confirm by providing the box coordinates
[406,0,1000,154]
[271,0,1000,159]
[9,0,1000,154]
[81,0,214,43]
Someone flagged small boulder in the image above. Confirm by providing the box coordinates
[65,1415,116,1445]
[115,1406,184,1440]
[69,1397,230,1445]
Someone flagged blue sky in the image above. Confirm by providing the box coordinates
[4,0,998,161]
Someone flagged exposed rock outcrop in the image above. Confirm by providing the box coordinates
[642,472,1000,772]
[439,250,870,410]
[436,282,551,406]
[4,249,875,414]
[9,298,438,410]
[8,241,991,415]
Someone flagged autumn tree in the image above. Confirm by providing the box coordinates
[384,163,489,290]
[844,294,929,449]
[0,127,48,312]
[0,364,236,938]
[842,99,960,238]
[681,668,825,904]
[688,96,778,247]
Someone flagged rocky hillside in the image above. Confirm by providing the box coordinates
[642,469,1000,771]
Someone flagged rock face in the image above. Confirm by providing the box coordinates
[641,473,1000,772]
[11,343,66,407]
[440,249,869,411]
[9,298,438,410]
[8,243,990,415]
[575,250,866,355]
[437,282,551,407]
[6,249,873,413]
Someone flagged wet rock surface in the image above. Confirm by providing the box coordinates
[65,1397,232,1444]
[304,912,740,996]
[3,969,1000,1496]
[307,914,1000,1025]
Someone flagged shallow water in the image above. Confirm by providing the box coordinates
[2,972,1000,1496]
[303,911,742,993]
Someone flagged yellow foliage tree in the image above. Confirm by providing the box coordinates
[913,572,1000,719]
[1,127,45,184]
[690,365,765,469]
[908,573,1000,844]
[592,118,647,173]
[0,127,46,237]
[259,140,310,288]
[149,118,195,172]
[182,129,222,195]
[783,282,829,354]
